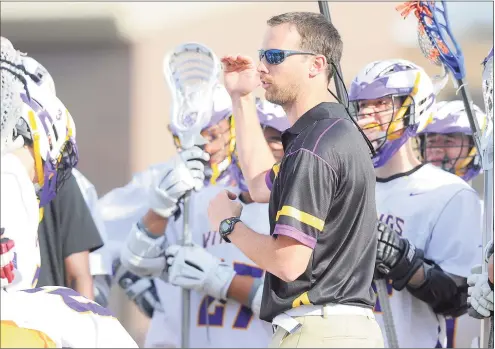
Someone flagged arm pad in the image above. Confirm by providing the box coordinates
[407,261,468,317]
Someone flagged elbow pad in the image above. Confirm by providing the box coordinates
[407,261,467,317]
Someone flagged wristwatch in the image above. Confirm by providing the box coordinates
[219,217,242,243]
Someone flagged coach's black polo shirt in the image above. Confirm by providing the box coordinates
[261,102,377,322]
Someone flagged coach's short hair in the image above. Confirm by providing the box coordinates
[267,12,343,82]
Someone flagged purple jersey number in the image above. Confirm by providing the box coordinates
[23,286,114,317]
[198,262,264,330]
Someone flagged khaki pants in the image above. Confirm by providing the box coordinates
[269,314,384,348]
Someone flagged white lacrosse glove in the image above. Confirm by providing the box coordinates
[165,244,236,301]
[149,146,209,219]
[467,265,494,319]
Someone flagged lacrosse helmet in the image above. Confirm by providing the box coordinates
[17,79,78,207]
[349,59,436,167]
[230,99,289,192]
[416,100,485,181]
[21,55,56,95]
[1,37,26,155]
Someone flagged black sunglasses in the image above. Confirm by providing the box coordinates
[258,49,316,65]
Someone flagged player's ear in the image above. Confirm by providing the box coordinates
[309,54,327,78]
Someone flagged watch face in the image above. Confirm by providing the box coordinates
[220,221,231,233]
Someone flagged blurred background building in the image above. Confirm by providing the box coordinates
[2,1,493,345]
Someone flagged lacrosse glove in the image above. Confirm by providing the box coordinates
[149,146,209,219]
[467,264,494,319]
[165,244,236,301]
[114,262,163,319]
[375,221,424,291]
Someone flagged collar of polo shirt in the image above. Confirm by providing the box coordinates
[282,102,349,145]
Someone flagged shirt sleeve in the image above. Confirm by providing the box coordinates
[425,188,483,277]
[272,150,335,249]
[58,174,104,259]
[264,162,281,191]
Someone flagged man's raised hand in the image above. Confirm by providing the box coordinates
[221,55,260,98]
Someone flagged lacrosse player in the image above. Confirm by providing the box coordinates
[144,100,290,348]
[415,99,486,348]
[349,59,482,348]
[0,38,138,348]
[22,55,115,306]
[0,38,79,291]
[98,82,237,318]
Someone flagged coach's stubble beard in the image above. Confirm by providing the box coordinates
[265,81,299,107]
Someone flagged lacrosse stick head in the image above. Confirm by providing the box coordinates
[348,59,436,168]
[163,42,222,150]
[416,100,485,180]
[481,47,493,170]
[482,48,493,129]
[1,37,26,155]
[397,1,466,80]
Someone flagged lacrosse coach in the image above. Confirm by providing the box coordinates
[208,11,383,348]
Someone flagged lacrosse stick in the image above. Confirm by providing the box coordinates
[376,280,400,348]
[1,37,27,155]
[398,3,494,347]
[481,47,494,349]
[317,1,376,157]
[162,42,222,349]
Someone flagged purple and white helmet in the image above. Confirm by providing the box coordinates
[18,78,78,206]
[230,99,290,192]
[416,100,485,181]
[256,98,290,132]
[349,59,436,168]
[21,55,56,96]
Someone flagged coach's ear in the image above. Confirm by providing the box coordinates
[309,54,327,78]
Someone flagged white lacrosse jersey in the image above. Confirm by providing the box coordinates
[145,185,272,348]
[72,168,113,276]
[0,153,41,290]
[373,163,482,348]
[0,287,138,348]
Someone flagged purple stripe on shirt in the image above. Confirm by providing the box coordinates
[273,224,316,249]
[265,170,273,191]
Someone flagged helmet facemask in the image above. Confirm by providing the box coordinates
[417,132,480,180]
[353,94,418,167]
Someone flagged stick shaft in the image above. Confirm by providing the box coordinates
[181,192,192,348]
[317,1,349,107]
[376,280,399,347]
